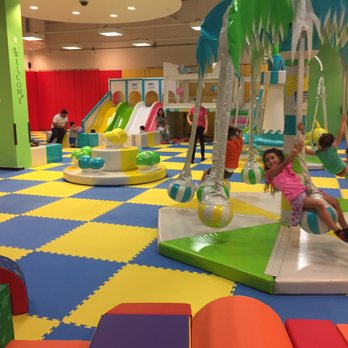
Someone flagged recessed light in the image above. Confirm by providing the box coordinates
[98,28,124,37]
[22,33,44,41]
[61,43,82,50]
[128,6,136,10]
[190,21,202,31]
[72,11,80,15]
[132,39,152,47]
[110,14,118,18]
[29,5,39,10]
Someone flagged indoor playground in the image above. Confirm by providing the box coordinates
[1,0,348,347]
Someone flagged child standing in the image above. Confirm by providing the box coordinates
[306,114,348,178]
[69,121,78,148]
[263,142,348,242]
[201,126,243,181]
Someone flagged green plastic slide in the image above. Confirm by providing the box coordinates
[105,102,134,132]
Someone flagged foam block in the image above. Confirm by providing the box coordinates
[192,296,293,348]
[91,303,191,348]
[88,133,99,147]
[0,285,14,348]
[337,324,348,344]
[0,256,28,315]
[31,146,47,167]
[6,341,90,347]
[46,144,62,163]
[77,133,89,148]
[286,319,347,348]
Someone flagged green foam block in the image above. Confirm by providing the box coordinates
[0,284,14,348]
[159,222,280,294]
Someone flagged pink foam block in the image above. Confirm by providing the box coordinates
[337,324,348,345]
[286,319,348,348]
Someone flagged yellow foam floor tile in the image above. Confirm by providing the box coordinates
[156,147,187,153]
[38,222,157,262]
[13,314,60,340]
[230,182,265,193]
[31,163,66,171]
[25,198,122,221]
[174,152,189,158]
[0,246,32,261]
[64,264,233,327]
[311,177,339,189]
[190,170,205,181]
[160,161,185,170]
[16,181,91,198]
[10,171,63,182]
[130,177,170,189]
[341,189,348,199]
[0,192,9,197]
[62,148,76,153]
[159,156,171,161]
[0,213,16,223]
[128,188,176,206]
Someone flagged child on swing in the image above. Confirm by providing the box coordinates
[305,113,348,178]
[262,136,348,242]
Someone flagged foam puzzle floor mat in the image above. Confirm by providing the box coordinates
[0,141,348,341]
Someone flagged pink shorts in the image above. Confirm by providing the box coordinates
[290,191,307,225]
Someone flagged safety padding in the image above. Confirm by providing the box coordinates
[77,133,102,148]
[0,256,28,315]
[90,303,191,348]
[261,70,286,85]
[46,144,62,163]
[30,146,47,167]
[337,324,348,345]
[132,131,161,147]
[192,296,293,348]
[286,319,347,348]
[0,285,14,348]
[6,341,90,347]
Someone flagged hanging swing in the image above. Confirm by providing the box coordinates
[240,63,265,185]
[307,56,328,147]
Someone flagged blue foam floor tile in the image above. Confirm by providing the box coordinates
[0,216,83,249]
[131,240,209,274]
[234,284,348,323]
[338,178,348,189]
[191,163,211,171]
[0,179,42,192]
[17,252,124,319]
[162,157,187,163]
[0,169,34,178]
[44,323,95,341]
[165,170,181,178]
[320,188,341,199]
[309,170,336,178]
[94,203,161,228]
[0,194,59,214]
[153,178,172,189]
[156,151,186,157]
[72,186,146,201]
[45,164,71,171]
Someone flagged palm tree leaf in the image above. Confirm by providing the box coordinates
[196,0,232,75]
[227,0,293,70]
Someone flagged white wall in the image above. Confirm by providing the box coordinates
[26,44,197,71]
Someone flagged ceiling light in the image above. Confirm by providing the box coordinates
[29,5,39,10]
[98,28,124,37]
[22,32,44,41]
[61,43,82,50]
[190,21,202,31]
[72,11,80,15]
[110,14,118,18]
[128,6,136,10]
[132,39,152,47]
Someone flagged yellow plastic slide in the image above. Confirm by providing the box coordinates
[89,101,117,133]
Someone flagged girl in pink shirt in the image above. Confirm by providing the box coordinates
[262,142,348,242]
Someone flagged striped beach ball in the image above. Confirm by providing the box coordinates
[241,160,265,185]
[198,202,233,228]
[300,195,337,234]
[167,181,195,203]
[196,180,230,203]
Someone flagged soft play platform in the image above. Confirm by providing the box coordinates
[159,192,348,295]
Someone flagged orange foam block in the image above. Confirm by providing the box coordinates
[286,319,347,348]
[192,296,293,348]
[337,324,348,345]
[6,341,90,347]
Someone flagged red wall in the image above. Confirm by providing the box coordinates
[26,70,122,130]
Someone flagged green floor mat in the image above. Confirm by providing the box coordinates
[159,222,280,294]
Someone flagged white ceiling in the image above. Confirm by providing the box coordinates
[21,0,221,52]
[20,0,182,24]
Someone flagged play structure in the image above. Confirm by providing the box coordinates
[3,297,348,347]
[159,0,348,295]
[63,131,166,186]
